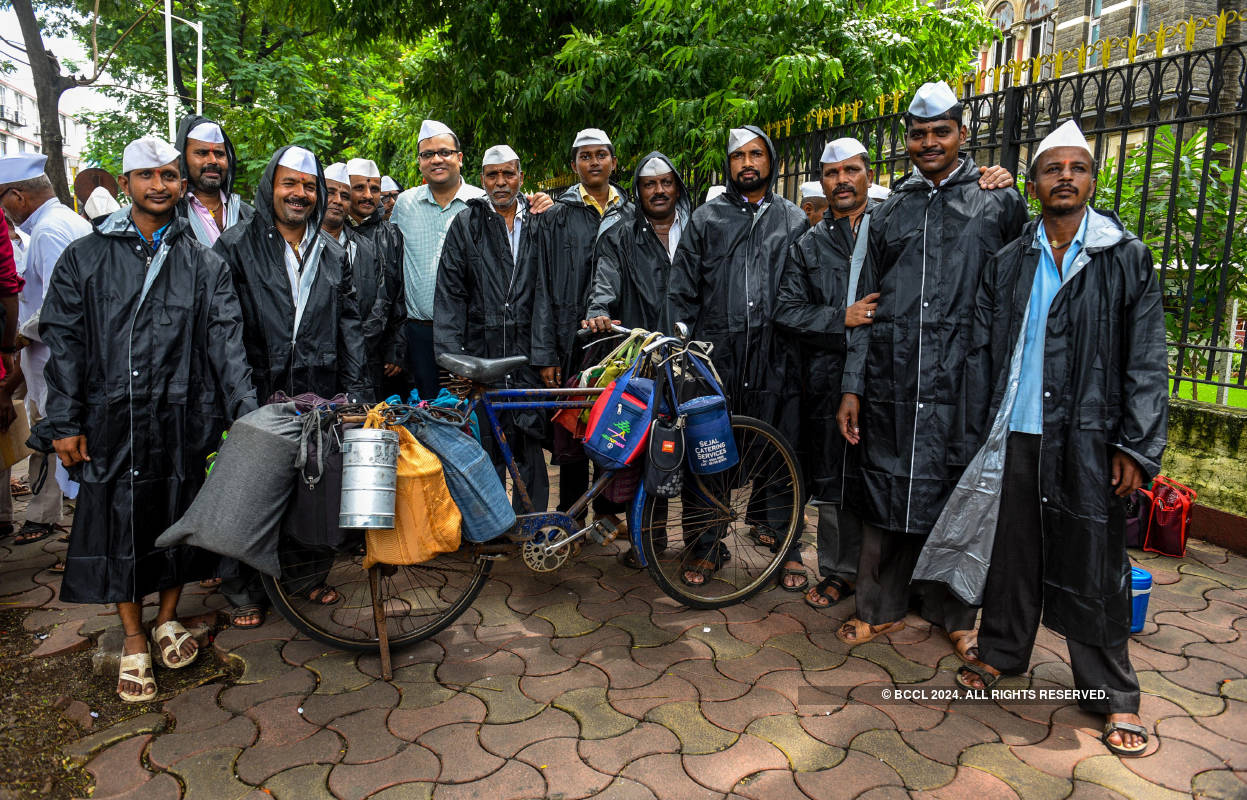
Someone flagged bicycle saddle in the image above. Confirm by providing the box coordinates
[436,352,530,383]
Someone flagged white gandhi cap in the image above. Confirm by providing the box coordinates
[820,137,868,164]
[572,128,611,149]
[277,146,318,175]
[799,181,825,202]
[908,81,961,119]
[323,162,350,186]
[122,136,181,172]
[0,152,47,184]
[346,158,380,179]
[418,119,455,143]
[728,128,760,154]
[186,121,224,143]
[380,176,399,192]
[482,145,520,166]
[1030,120,1093,169]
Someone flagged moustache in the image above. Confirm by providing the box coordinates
[832,184,856,195]
[919,148,943,159]
[649,193,671,203]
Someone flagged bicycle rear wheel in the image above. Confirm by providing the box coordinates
[640,415,803,609]
[263,540,492,652]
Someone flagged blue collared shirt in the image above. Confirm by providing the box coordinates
[1009,211,1089,434]
[390,179,486,320]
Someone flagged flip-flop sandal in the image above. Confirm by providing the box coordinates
[746,526,780,552]
[307,585,341,606]
[777,565,809,592]
[229,604,265,629]
[48,560,65,574]
[1101,721,1149,757]
[954,661,1002,691]
[836,617,905,645]
[150,620,199,669]
[117,646,157,702]
[948,629,981,664]
[805,576,854,609]
[681,558,719,587]
[13,523,56,545]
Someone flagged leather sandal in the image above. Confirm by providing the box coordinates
[1101,720,1149,757]
[805,576,854,609]
[681,558,719,587]
[777,564,809,593]
[955,662,1001,691]
[836,617,905,645]
[151,620,198,669]
[948,629,981,664]
[229,604,265,629]
[117,644,157,702]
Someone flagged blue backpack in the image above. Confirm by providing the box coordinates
[583,361,655,471]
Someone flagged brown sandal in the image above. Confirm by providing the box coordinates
[948,629,980,664]
[836,617,905,645]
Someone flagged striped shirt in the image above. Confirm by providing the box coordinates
[391,179,486,320]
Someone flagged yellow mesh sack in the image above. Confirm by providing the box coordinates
[363,406,462,568]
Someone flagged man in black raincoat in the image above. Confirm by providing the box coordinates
[40,136,257,701]
[920,121,1165,757]
[835,82,1029,651]
[323,162,396,394]
[212,145,370,626]
[584,151,689,335]
[173,114,254,246]
[531,128,631,530]
[775,138,882,611]
[435,144,548,513]
[667,125,809,587]
[344,158,407,395]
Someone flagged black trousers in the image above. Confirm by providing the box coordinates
[404,320,440,401]
[855,522,977,632]
[815,502,862,583]
[557,459,626,518]
[978,433,1140,714]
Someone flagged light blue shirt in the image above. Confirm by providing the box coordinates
[390,180,486,320]
[1009,211,1089,434]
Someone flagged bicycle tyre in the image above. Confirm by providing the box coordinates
[263,544,492,653]
[640,414,804,609]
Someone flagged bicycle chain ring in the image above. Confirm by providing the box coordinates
[522,525,574,573]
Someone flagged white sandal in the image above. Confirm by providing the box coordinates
[150,620,198,670]
[118,646,157,702]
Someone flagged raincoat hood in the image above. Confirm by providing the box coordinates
[253,145,328,233]
[724,125,779,203]
[631,151,690,226]
[175,114,241,197]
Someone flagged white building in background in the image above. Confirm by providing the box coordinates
[0,77,90,192]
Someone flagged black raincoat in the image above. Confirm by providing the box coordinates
[40,208,258,604]
[774,199,879,502]
[434,195,542,436]
[842,156,1028,534]
[347,208,407,369]
[530,182,630,373]
[918,209,1167,647]
[667,126,808,439]
[173,114,255,244]
[213,146,371,403]
[334,227,392,391]
[586,152,689,333]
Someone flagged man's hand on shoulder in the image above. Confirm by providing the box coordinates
[526,193,554,214]
[978,165,1016,190]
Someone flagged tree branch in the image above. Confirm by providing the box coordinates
[78,0,165,85]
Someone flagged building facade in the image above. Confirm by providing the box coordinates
[0,78,89,191]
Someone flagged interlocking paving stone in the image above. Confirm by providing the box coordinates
[419,722,503,783]
[163,683,232,733]
[731,767,812,800]
[391,663,456,710]
[519,662,608,704]
[1137,670,1225,717]
[480,707,581,759]
[502,635,578,677]
[329,707,404,764]
[629,638,716,672]
[898,711,999,767]
[437,649,526,687]
[619,753,723,800]
[245,694,322,747]
[765,631,846,671]
[794,749,906,798]
[515,736,613,799]
[366,782,435,800]
[1073,755,1190,800]
[1064,780,1129,799]
[83,734,153,798]
[429,758,546,800]
[1222,678,1247,703]
[666,658,751,701]
[959,742,1071,800]
[646,700,737,755]
[745,713,844,772]
[801,703,896,747]
[212,617,299,652]
[300,679,399,726]
[1156,715,1247,769]
[1137,622,1204,656]
[465,674,546,724]
[549,626,631,660]
[684,623,759,660]
[955,701,1052,746]
[554,687,638,740]
[1192,697,1247,746]
[854,640,941,685]
[701,685,796,733]
[580,644,661,688]
[327,744,440,800]
[63,712,168,767]
[388,692,487,742]
[590,777,659,800]
[147,715,258,770]
[607,673,699,717]
[850,729,956,791]
[281,639,335,667]
[909,765,1022,799]
[726,611,806,646]
[682,732,789,793]
[262,764,334,800]
[307,651,373,695]
[228,639,291,685]
[471,591,525,627]
[1180,562,1247,590]
[85,771,183,800]
[1008,723,1109,779]
[234,728,342,784]
[217,665,316,714]
[1190,769,1247,799]
[714,646,802,684]
[165,746,252,800]
[576,722,680,775]
[605,612,678,647]
[1121,735,1228,791]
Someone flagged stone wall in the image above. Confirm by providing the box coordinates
[1162,397,1247,518]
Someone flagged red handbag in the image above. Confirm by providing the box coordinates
[1143,476,1196,557]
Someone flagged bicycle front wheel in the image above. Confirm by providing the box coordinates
[640,415,804,609]
[263,541,492,653]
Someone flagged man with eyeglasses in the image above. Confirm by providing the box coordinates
[380,176,400,220]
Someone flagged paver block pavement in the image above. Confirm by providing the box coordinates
[233,727,343,784]
[419,722,502,783]
[793,749,906,798]
[262,764,334,800]
[83,734,153,798]
[576,722,680,775]
[428,759,546,800]
[480,707,581,759]
[165,747,252,800]
[63,712,168,766]
[959,742,1071,800]
[514,736,613,799]
[327,744,440,800]
[746,713,845,771]
[147,714,258,770]
[1073,754,1191,800]
[329,707,405,764]
[554,686,638,740]
[851,729,956,790]
[646,700,737,755]
[464,674,546,723]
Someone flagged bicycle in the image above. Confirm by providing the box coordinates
[263,325,804,654]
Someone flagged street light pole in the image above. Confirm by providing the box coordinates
[162,6,205,133]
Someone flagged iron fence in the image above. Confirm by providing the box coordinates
[768,40,1247,402]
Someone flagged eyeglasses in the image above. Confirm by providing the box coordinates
[419,148,460,161]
